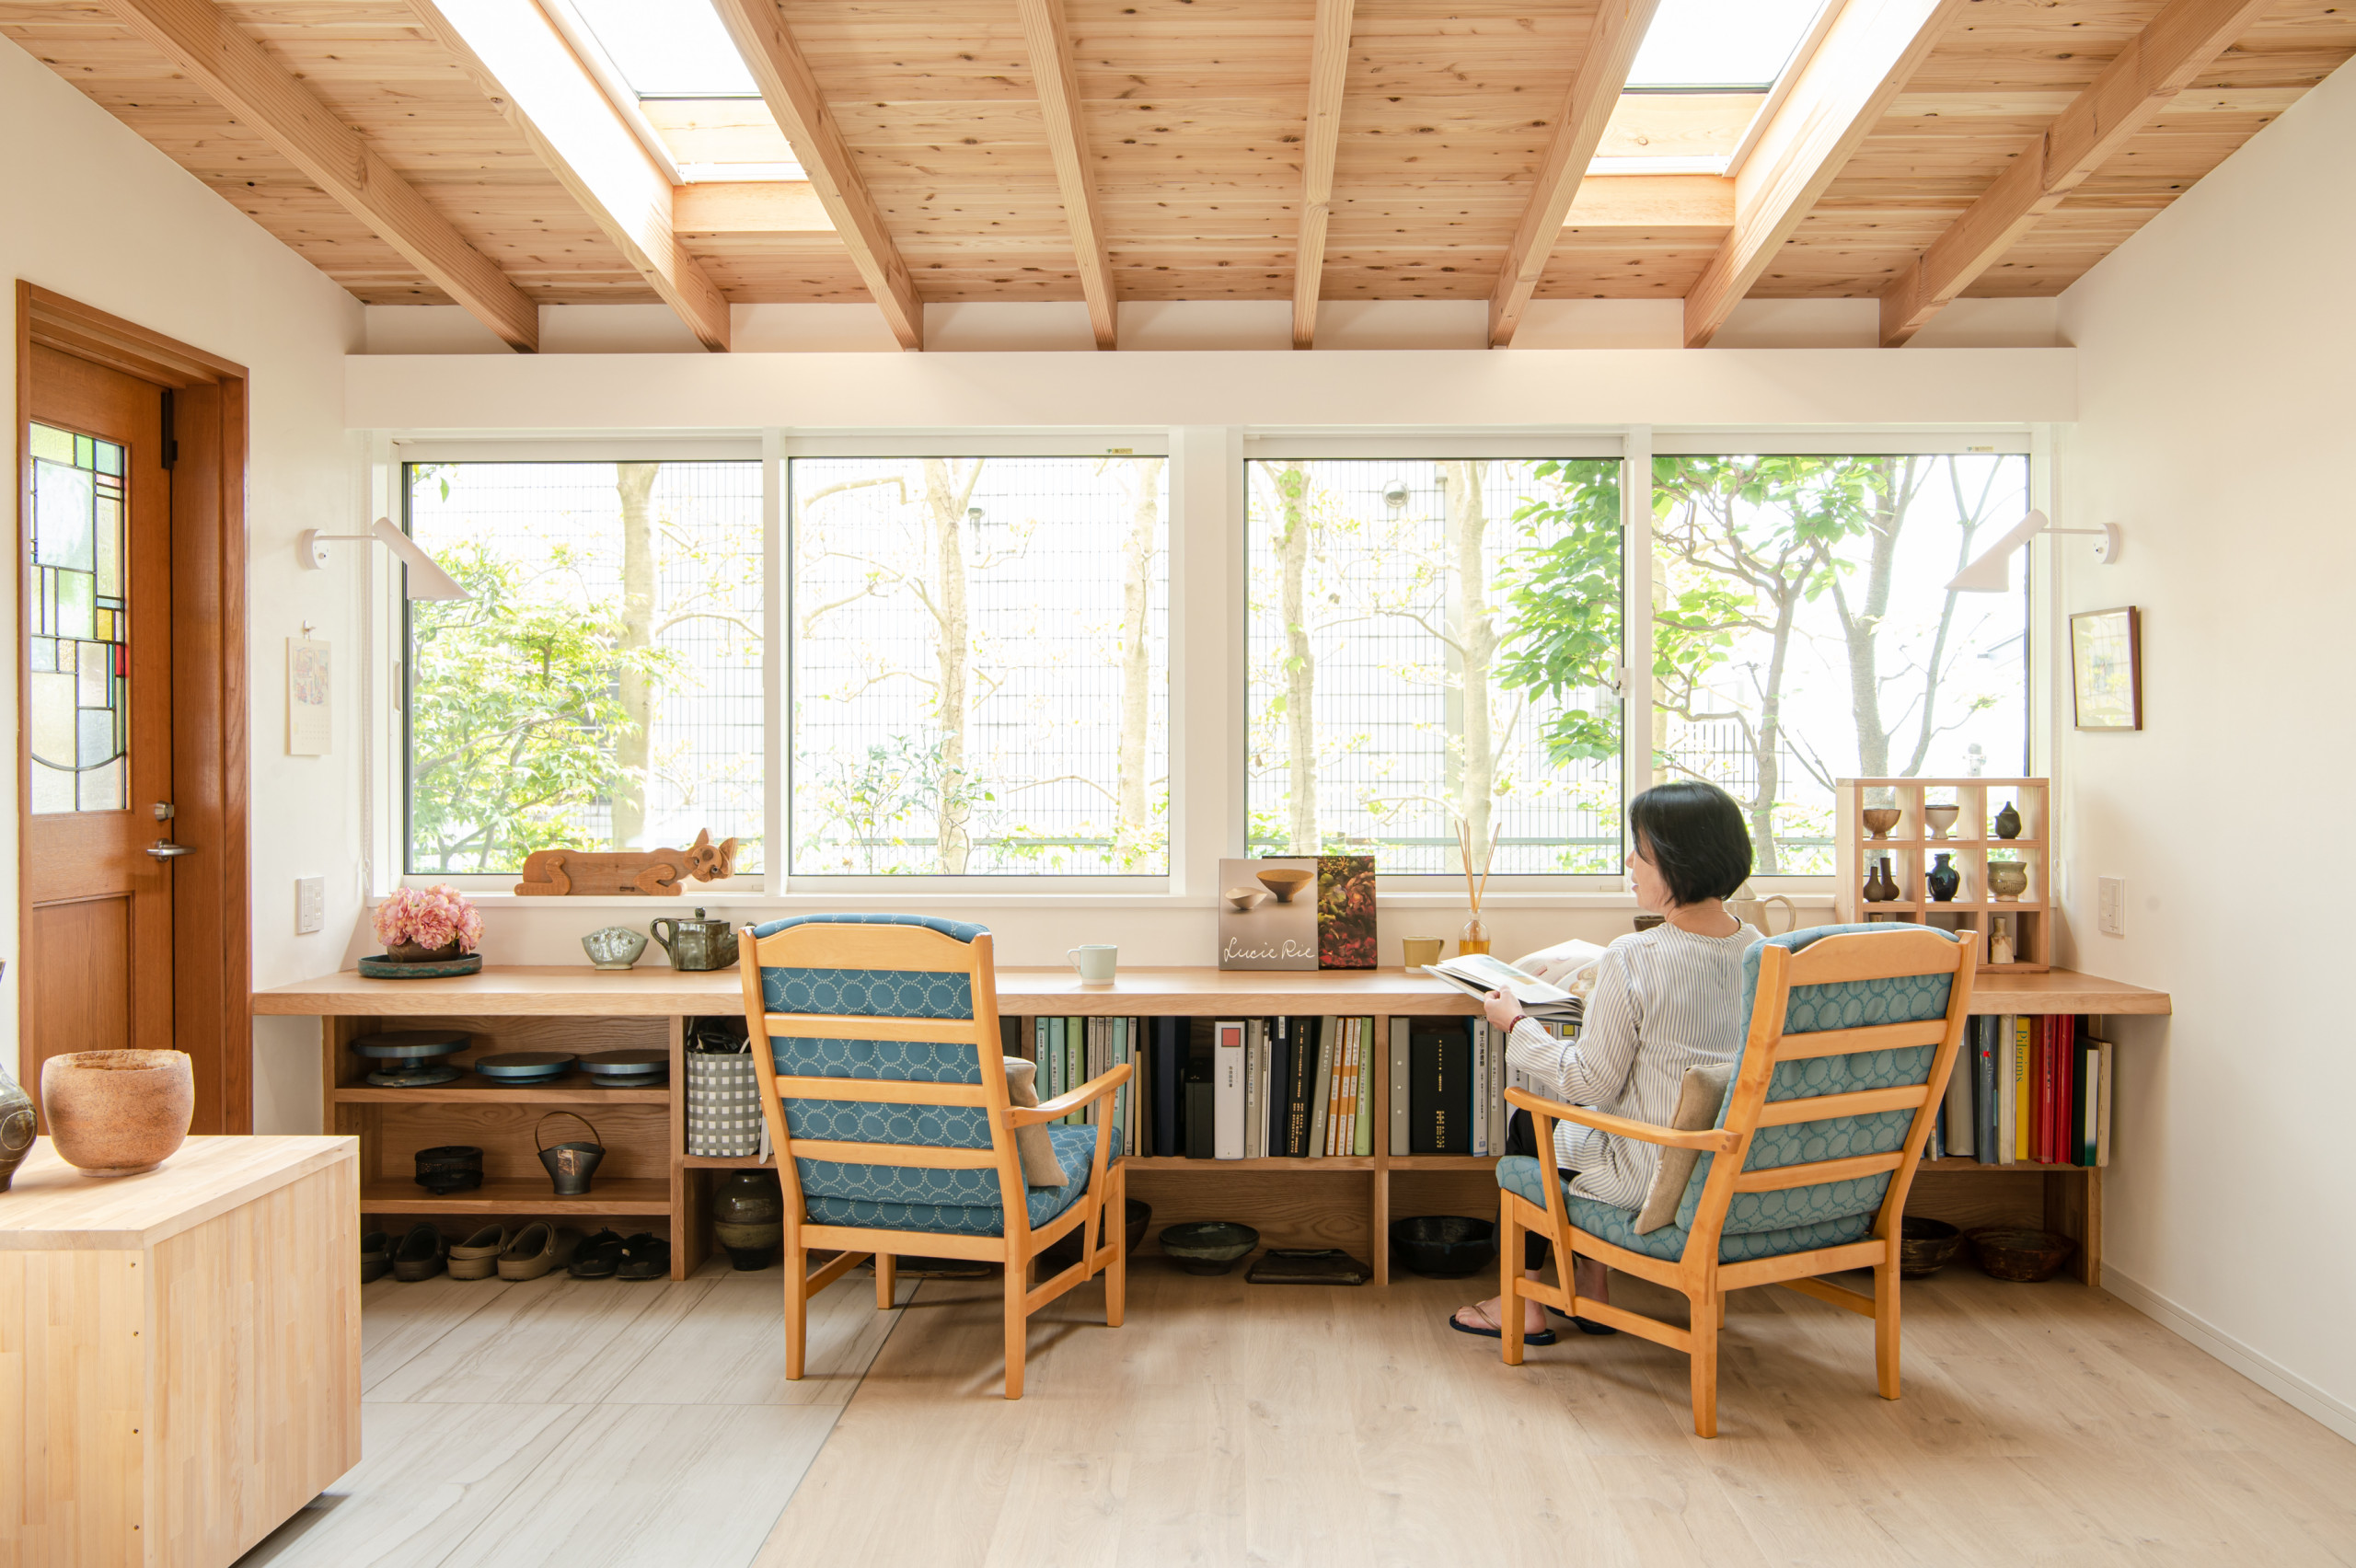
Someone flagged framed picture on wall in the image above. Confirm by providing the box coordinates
[2070,606,2142,731]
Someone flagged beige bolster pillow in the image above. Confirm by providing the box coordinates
[1003,1057,1070,1188]
[1632,1062,1734,1235]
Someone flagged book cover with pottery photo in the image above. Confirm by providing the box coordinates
[1318,855,1377,969]
[1218,857,1319,970]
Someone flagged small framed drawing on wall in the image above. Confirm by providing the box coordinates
[2070,606,2142,731]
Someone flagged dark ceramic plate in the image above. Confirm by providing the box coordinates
[472,1051,578,1081]
[365,1065,462,1088]
[352,1030,469,1060]
[359,953,482,980]
[579,1048,669,1080]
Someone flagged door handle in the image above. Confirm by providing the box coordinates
[147,840,196,860]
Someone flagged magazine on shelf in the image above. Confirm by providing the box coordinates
[1423,953,1584,1022]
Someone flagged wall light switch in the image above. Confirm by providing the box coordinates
[296,875,326,935]
[2096,876,2125,937]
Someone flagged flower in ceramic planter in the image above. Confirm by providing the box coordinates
[375,884,483,957]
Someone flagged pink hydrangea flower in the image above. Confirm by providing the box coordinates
[375,883,482,954]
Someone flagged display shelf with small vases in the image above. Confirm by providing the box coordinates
[1836,778,2051,972]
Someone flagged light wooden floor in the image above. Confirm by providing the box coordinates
[233,1259,907,1568]
[759,1261,2356,1568]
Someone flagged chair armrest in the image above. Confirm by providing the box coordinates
[1009,1061,1135,1127]
[1505,1087,1737,1153]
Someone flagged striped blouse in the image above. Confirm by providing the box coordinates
[1503,921,1760,1211]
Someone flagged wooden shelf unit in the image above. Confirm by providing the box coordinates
[258,963,2167,1287]
[1836,777,2052,973]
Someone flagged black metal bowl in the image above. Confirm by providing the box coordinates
[1389,1215,1498,1278]
[1158,1220,1258,1275]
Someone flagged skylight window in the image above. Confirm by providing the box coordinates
[552,0,804,181]
[570,0,759,97]
[1624,0,1828,92]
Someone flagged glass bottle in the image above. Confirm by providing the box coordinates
[1458,915,1491,955]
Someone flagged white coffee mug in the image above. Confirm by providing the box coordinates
[1068,944,1117,984]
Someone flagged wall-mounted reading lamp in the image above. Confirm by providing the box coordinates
[1946,510,2123,594]
[296,517,470,600]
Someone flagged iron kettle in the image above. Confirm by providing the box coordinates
[648,908,740,972]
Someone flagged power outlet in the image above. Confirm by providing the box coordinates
[2096,876,2125,937]
[296,875,326,935]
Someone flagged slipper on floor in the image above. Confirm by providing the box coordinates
[1448,1310,1557,1347]
[1547,1306,1620,1335]
[615,1233,671,1280]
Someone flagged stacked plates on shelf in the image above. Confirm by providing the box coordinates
[579,1047,668,1086]
[354,1029,468,1088]
[471,1051,578,1084]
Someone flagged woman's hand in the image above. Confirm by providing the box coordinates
[1482,989,1524,1035]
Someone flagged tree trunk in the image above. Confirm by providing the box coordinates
[612,461,660,848]
[924,458,980,872]
[1443,460,1497,870]
[1275,461,1319,854]
[1749,591,1799,874]
[1116,458,1162,865]
[1836,457,1911,778]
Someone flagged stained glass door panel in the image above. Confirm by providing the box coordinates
[28,422,130,813]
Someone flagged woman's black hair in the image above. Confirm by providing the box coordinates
[1628,781,1753,907]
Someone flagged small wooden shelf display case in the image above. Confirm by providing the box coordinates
[1835,777,2050,972]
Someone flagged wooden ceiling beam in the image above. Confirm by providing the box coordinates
[1878,0,2274,346]
[1487,0,1661,349]
[96,0,538,351]
[1681,0,1964,350]
[1291,0,1356,350]
[1017,0,1115,350]
[410,0,732,352]
[673,182,835,236]
[709,0,922,350]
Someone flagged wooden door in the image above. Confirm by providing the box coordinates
[22,346,176,1095]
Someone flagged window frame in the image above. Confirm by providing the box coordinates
[371,426,2049,907]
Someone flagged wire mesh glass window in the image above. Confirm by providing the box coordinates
[791,456,1170,875]
[1651,453,2030,873]
[403,460,763,875]
[1245,459,1625,875]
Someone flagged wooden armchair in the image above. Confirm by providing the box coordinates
[736,914,1131,1399]
[1497,924,1977,1436]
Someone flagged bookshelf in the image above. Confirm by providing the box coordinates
[1835,777,2052,973]
[257,963,2167,1288]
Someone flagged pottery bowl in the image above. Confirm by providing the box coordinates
[1899,1216,1965,1278]
[1861,807,1901,838]
[1253,868,1314,904]
[1986,861,2030,899]
[582,925,649,970]
[40,1049,194,1177]
[1159,1220,1259,1274]
[1390,1215,1498,1278]
[414,1144,485,1195]
[1968,1226,2076,1282]
[1922,803,1961,838]
[1223,887,1269,913]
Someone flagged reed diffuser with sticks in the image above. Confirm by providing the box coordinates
[1454,817,1496,955]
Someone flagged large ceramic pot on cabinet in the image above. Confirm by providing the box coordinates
[711,1170,785,1269]
[41,1049,195,1176]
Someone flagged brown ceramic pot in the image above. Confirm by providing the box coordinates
[40,1049,195,1176]
[387,940,465,963]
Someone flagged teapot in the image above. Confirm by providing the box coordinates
[648,908,740,972]
[1729,882,1798,936]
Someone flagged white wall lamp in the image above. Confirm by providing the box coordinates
[297,517,470,600]
[1946,510,2122,594]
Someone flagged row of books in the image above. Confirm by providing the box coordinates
[1218,1016,1381,1159]
[1025,1016,1139,1150]
[1930,1013,2112,1166]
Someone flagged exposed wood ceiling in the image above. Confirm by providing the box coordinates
[4,0,2350,351]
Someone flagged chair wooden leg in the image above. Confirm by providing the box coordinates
[1718,1292,1728,1328]
[1104,1166,1127,1329]
[874,1249,896,1310]
[1689,1288,1719,1438]
[1003,1247,1029,1401]
[1499,1189,1525,1366]
[1875,1259,1902,1400]
[783,1244,809,1382]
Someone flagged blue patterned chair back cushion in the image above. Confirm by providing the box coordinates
[1669,923,1957,1237]
[749,915,1011,1208]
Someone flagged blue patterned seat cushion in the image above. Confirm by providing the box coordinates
[1496,1156,1875,1262]
[802,1124,1110,1237]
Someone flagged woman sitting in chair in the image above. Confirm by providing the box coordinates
[1450,780,1760,1346]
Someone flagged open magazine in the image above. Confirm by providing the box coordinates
[1423,951,1585,1023]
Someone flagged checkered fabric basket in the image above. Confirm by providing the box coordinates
[685,1051,763,1159]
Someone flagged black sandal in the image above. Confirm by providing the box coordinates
[1448,1304,1557,1346]
[615,1232,671,1280]
[1547,1306,1620,1335]
[567,1228,626,1279]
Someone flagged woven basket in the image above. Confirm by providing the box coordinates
[685,1053,763,1159]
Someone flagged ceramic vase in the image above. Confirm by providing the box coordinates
[1863,859,1899,904]
[40,1049,194,1177]
[1990,917,2015,965]
[1926,853,1960,903]
[0,1061,36,1192]
[1986,861,2029,901]
[712,1170,785,1269]
[1994,801,2023,839]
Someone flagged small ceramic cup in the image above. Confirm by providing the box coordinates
[1068,944,1117,984]
[1401,937,1445,971]
[582,926,649,971]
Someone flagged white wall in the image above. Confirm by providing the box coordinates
[0,40,366,1120]
[2054,59,2356,1437]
